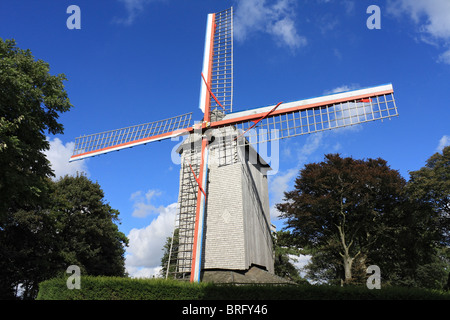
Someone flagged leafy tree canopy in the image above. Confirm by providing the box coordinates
[0,38,72,219]
[407,146,450,245]
[0,39,128,299]
[50,174,129,277]
[277,153,406,284]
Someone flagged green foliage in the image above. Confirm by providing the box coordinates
[0,174,128,299]
[50,174,129,277]
[407,145,450,245]
[392,146,450,289]
[0,197,59,299]
[37,276,450,300]
[277,154,407,285]
[37,277,208,300]
[273,231,308,284]
[0,38,73,299]
[277,151,450,290]
[0,38,73,217]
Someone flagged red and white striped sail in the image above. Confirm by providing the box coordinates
[70,84,397,162]
[198,12,215,114]
[69,113,192,162]
[199,8,234,114]
[212,83,397,145]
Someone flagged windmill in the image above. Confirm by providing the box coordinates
[70,7,398,283]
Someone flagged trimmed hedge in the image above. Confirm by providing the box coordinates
[37,277,206,300]
[37,276,450,300]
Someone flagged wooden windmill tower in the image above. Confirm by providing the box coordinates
[70,7,398,283]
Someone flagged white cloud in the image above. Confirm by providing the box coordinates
[323,83,360,95]
[437,135,450,152]
[438,49,450,64]
[234,0,306,51]
[125,201,177,278]
[296,133,324,163]
[115,0,156,25]
[126,266,162,278]
[44,137,89,180]
[388,0,450,64]
[130,189,166,218]
[270,17,307,50]
[269,167,297,219]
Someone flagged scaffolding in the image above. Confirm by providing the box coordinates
[165,141,201,280]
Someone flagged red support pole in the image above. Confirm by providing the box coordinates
[190,13,216,283]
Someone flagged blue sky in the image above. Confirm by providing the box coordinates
[2,0,449,278]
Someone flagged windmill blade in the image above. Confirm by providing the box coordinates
[198,12,214,114]
[199,7,233,114]
[70,112,193,162]
[210,8,233,113]
[211,84,397,145]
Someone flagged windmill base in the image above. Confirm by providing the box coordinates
[199,265,294,284]
[173,123,275,279]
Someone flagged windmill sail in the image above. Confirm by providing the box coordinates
[210,84,397,146]
[199,7,233,114]
[210,8,233,113]
[70,113,192,161]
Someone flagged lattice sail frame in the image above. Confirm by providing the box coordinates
[70,85,398,164]
[210,7,233,113]
[70,113,192,161]
[213,84,398,147]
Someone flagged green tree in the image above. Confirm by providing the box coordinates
[368,195,439,287]
[277,154,406,285]
[0,38,72,298]
[0,175,129,299]
[407,145,449,245]
[0,39,129,299]
[405,145,450,289]
[50,175,129,277]
[273,230,307,284]
[304,242,343,285]
[0,184,60,299]
[0,38,72,219]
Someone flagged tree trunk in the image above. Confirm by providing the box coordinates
[336,184,359,286]
[342,253,353,285]
[337,223,357,285]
